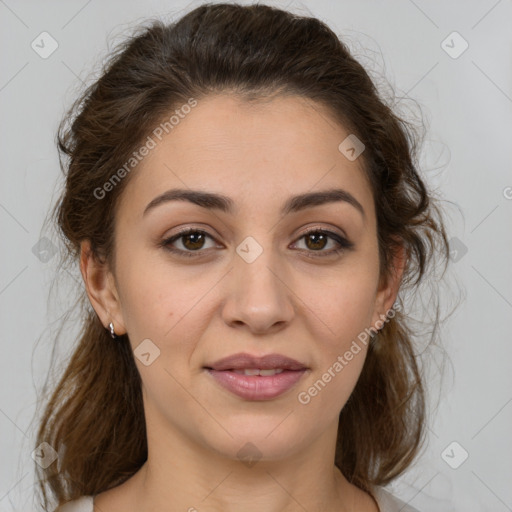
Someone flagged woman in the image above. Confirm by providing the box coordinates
[35,3,450,511]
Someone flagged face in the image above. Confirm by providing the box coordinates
[83,93,400,463]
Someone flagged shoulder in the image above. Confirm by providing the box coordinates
[371,487,421,512]
[54,495,94,512]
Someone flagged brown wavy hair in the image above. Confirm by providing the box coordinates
[33,2,451,510]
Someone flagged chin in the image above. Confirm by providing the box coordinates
[200,418,312,463]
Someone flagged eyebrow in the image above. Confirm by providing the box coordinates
[143,187,365,219]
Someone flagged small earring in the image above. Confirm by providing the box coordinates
[108,321,117,339]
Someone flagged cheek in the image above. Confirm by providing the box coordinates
[115,250,216,359]
[114,246,177,341]
[325,283,377,345]
[298,291,373,417]
[300,263,380,349]
[296,252,379,405]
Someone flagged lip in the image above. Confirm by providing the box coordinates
[204,352,308,371]
[205,368,307,400]
[203,352,309,401]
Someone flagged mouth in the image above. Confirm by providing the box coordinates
[203,352,309,401]
[226,368,286,376]
[204,352,308,372]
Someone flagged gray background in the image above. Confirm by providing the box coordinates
[1,0,511,510]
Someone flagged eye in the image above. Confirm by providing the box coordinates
[160,227,354,259]
[160,228,218,257]
[291,228,354,258]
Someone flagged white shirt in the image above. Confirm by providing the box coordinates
[56,487,420,511]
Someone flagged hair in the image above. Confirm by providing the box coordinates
[34,2,451,510]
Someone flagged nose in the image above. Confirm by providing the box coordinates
[221,239,295,335]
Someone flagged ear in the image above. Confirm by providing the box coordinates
[79,239,127,336]
[371,243,407,327]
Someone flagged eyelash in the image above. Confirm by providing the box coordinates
[160,227,354,259]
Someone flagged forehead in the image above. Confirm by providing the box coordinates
[117,93,374,221]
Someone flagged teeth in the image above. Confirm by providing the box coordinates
[259,369,284,376]
[233,368,260,376]
[232,368,284,376]
[260,368,283,377]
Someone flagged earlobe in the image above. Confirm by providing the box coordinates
[79,240,126,335]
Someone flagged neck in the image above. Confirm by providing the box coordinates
[124,415,357,512]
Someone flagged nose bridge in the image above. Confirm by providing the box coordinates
[222,233,294,331]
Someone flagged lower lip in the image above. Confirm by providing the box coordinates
[205,369,307,400]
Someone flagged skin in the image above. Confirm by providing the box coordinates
[81,93,405,512]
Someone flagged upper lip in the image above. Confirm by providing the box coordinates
[204,352,308,371]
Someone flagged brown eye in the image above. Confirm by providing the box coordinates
[179,231,207,250]
[293,229,354,257]
[160,227,354,259]
[161,229,217,257]
[304,232,329,250]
